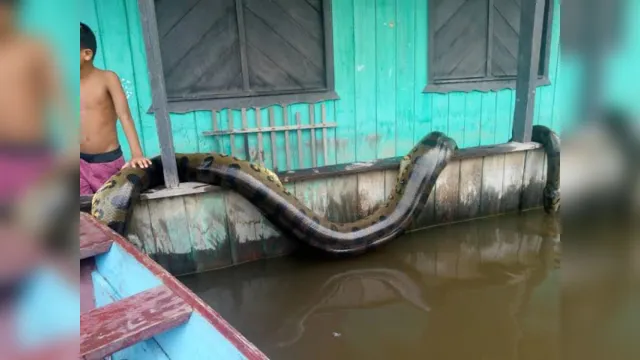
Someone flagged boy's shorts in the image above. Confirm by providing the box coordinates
[79,147,125,196]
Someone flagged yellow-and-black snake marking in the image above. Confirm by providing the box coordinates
[91,127,559,254]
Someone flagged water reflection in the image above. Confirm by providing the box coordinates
[181,210,560,360]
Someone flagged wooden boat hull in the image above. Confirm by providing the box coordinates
[80,213,268,360]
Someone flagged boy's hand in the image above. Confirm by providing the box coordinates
[123,156,152,169]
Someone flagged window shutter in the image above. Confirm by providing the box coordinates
[431,0,489,81]
[491,0,521,77]
[155,0,242,99]
[242,0,326,93]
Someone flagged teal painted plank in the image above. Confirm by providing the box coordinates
[258,107,274,169]
[353,0,377,162]
[480,92,497,145]
[375,0,397,159]
[293,103,312,169]
[230,109,248,160]
[495,90,513,143]
[269,105,287,170]
[431,94,449,135]
[332,0,356,164]
[170,113,199,153]
[447,93,466,145]
[217,109,232,155]
[286,104,304,169]
[413,0,431,143]
[94,0,145,160]
[194,111,215,153]
[245,108,260,163]
[395,0,416,155]
[323,101,337,166]
[123,0,159,157]
[462,92,482,147]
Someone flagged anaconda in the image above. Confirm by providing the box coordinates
[91,126,560,254]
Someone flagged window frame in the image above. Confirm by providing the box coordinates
[142,0,338,113]
[424,0,555,94]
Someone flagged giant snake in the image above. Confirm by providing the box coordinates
[91,126,560,254]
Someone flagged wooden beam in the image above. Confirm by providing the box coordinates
[80,285,192,359]
[80,215,113,259]
[138,0,179,188]
[511,0,547,142]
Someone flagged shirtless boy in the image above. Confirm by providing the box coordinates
[80,22,151,196]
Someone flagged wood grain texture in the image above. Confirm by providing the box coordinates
[80,285,192,360]
[357,172,386,217]
[224,192,268,265]
[481,154,506,216]
[435,160,461,223]
[522,148,546,209]
[80,220,113,260]
[81,213,269,360]
[147,197,195,275]
[457,157,483,220]
[183,192,233,272]
[500,151,527,213]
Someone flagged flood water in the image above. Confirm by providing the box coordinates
[181,210,561,360]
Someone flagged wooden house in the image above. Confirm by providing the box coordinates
[78,0,638,275]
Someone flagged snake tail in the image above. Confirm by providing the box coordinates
[92,132,457,254]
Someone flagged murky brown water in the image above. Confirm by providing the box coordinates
[181,210,561,360]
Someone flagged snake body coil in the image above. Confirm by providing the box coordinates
[91,127,559,254]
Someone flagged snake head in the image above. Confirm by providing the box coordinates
[543,186,560,214]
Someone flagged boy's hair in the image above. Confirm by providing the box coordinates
[80,22,97,60]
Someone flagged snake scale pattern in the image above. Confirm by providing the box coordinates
[91,126,559,254]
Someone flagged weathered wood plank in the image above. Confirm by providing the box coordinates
[324,174,359,223]
[268,107,279,170]
[80,285,192,360]
[295,112,304,169]
[457,157,483,220]
[480,154,506,216]
[321,103,329,165]
[512,0,547,142]
[224,192,267,265]
[283,105,292,170]
[127,199,153,253]
[255,107,264,164]
[357,171,386,217]
[137,0,179,188]
[383,169,399,198]
[309,105,318,167]
[500,151,527,213]
[80,219,113,260]
[435,160,461,223]
[184,192,233,272]
[521,149,546,209]
[147,197,196,275]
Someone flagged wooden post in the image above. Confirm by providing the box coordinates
[138,0,179,188]
[511,0,546,143]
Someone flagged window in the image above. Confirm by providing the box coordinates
[151,0,336,111]
[426,0,553,93]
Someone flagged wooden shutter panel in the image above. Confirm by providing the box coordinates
[431,0,489,80]
[155,0,243,99]
[491,0,522,77]
[242,0,326,92]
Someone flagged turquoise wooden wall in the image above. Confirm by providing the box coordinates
[81,0,564,168]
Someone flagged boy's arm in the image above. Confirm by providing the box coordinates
[105,71,151,168]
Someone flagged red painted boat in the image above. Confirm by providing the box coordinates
[79,212,269,360]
